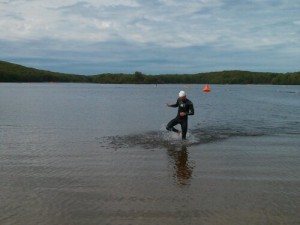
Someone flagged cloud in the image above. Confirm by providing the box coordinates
[0,0,299,74]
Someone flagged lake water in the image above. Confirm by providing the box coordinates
[0,83,300,225]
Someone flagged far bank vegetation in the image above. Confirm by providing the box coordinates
[1,61,299,85]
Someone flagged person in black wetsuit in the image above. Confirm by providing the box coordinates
[166,91,194,140]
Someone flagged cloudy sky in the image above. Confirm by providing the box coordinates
[0,0,299,74]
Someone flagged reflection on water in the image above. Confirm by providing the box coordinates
[167,144,193,187]
[1,84,300,225]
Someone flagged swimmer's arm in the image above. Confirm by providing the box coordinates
[166,99,179,107]
[187,103,194,115]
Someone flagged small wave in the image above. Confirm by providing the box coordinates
[278,90,300,94]
[96,119,300,150]
[97,131,184,150]
[96,125,269,150]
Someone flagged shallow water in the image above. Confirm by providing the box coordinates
[0,83,300,225]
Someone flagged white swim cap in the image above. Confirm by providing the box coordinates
[179,90,186,97]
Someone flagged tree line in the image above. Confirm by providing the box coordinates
[1,61,299,85]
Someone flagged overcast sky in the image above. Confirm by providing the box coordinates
[1,0,299,74]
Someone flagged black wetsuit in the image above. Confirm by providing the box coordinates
[166,98,194,139]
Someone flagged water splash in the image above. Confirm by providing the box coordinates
[97,121,300,150]
[98,125,257,150]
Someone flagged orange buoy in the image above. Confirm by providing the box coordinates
[203,84,211,92]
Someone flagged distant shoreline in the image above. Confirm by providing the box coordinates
[1,60,299,85]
